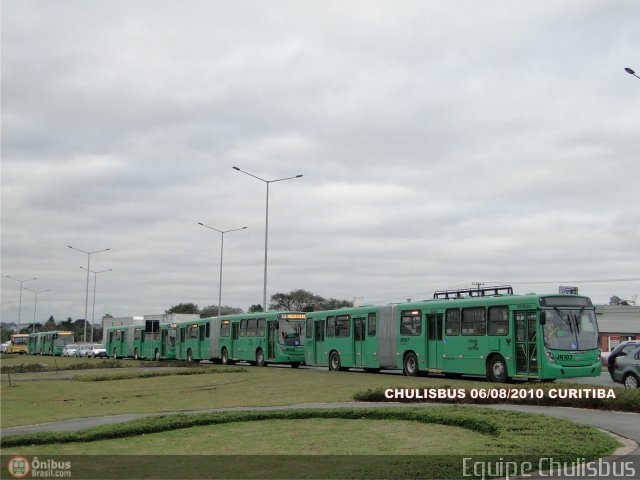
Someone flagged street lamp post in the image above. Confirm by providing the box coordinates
[625,67,640,80]
[80,267,112,342]
[198,223,247,316]
[24,287,49,333]
[5,276,37,325]
[232,167,303,312]
[68,246,110,342]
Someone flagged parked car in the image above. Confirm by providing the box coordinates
[607,341,640,376]
[611,345,640,388]
[76,344,92,357]
[63,344,79,357]
[0,342,9,353]
[90,344,107,358]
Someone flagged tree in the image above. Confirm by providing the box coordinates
[269,289,353,312]
[166,303,199,314]
[199,305,243,318]
[248,304,263,313]
[43,316,57,331]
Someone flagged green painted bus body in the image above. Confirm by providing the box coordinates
[304,294,601,381]
[174,318,212,362]
[105,322,177,360]
[217,312,306,366]
[28,331,74,355]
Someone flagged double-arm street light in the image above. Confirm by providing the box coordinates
[198,222,247,317]
[24,287,49,333]
[5,275,37,325]
[232,166,303,311]
[625,67,640,80]
[80,267,112,342]
[68,246,110,342]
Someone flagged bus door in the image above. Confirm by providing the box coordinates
[231,322,239,358]
[353,317,365,367]
[199,324,208,358]
[180,326,187,359]
[515,311,539,377]
[314,320,325,364]
[427,313,444,371]
[267,321,276,360]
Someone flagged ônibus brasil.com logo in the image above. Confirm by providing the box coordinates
[6,456,72,478]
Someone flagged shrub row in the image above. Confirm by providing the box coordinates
[73,366,247,381]
[1,407,502,448]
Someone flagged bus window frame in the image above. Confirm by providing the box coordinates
[446,309,460,336]
[400,310,422,336]
[488,306,509,336]
[335,315,350,338]
[461,307,486,336]
[367,313,376,337]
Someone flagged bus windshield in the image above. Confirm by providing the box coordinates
[279,320,305,347]
[543,308,599,351]
[54,334,74,347]
[11,336,28,345]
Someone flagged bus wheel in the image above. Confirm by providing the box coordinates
[154,349,160,361]
[221,349,229,365]
[134,349,139,360]
[623,373,639,388]
[329,351,341,371]
[403,352,419,377]
[256,349,266,367]
[487,356,509,383]
[187,349,193,363]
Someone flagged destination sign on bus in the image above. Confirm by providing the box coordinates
[279,313,305,320]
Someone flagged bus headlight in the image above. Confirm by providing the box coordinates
[545,347,556,364]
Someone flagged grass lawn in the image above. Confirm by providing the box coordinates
[1,407,620,479]
[2,362,503,428]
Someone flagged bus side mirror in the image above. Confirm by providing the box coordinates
[539,312,546,325]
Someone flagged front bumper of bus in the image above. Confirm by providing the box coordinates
[544,360,602,379]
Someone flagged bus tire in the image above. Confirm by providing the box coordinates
[134,349,139,360]
[256,349,266,367]
[187,349,193,363]
[487,355,509,383]
[623,373,639,388]
[154,349,160,361]
[329,351,342,371]
[403,352,419,377]
[221,348,229,365]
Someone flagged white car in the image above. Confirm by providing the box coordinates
[76,344,92,357]
[63,344,79,356]
[90,344,107,358]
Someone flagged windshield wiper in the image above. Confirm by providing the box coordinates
[574,307,585,335]
[554,307,573,333]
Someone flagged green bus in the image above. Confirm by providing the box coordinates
[28,331,74,355]
[304,287,601,382]
[106,321,177,360]
[174,317,213,362]
[218,312,306,367]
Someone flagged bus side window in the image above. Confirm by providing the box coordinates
[367,313,376,337]
[306,318,313,338]
[326,316,335,337]
[240,319,247,337]
[461,308,486,336]
[488,307,509,336]
[206,322,210,338]
[446,309,460,336]
[220,322,230,337]
[257,319,265,337]
[400,310,421,336]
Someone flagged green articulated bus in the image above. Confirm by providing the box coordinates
[304,286,601,382]
[174,317,213,362]
[106,320,177,360]
[28,331,74,355]
[217,312,306,367]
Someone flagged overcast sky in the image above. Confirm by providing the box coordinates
[2,1,639,325]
